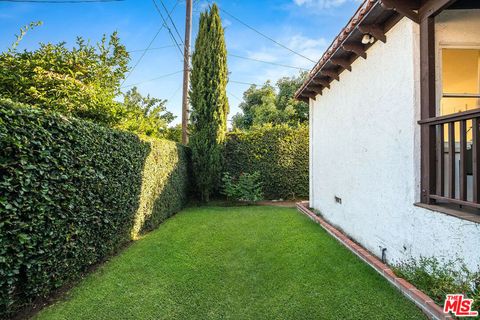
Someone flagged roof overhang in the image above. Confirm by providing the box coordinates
[295,0,423,102]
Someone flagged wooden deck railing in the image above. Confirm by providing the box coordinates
[419,108,480,210]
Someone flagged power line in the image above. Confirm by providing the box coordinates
[121,0,180,86]
[229,80,262,86]
[152,0,183,56]
[158,0,184,46]
[121,70,260,88]
[122,27,163,86]
[121,70,183,88]
[228,91,243,102]
[215,5,316,64]
[0,0,123,2]
[168,83,183,101]
[127,46,309,70]
[128,44,175,53]
[228,54,309,71]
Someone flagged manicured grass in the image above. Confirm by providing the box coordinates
[36,206,425,319]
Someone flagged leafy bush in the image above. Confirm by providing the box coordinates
[0,30,129,126]
[393,257,480,311]
[0,25,175,139]
[0,100,189,318]
[224,124,308,200]
[116,87,175,139]
[221,172,263,203]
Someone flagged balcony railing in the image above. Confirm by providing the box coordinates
[419,108,480,210]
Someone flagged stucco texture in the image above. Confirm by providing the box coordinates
[309,16,480,270]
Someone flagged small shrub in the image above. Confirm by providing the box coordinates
[393,257,480,311]
[222,172,263,203]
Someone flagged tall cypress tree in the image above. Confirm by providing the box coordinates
[189,4,228,202]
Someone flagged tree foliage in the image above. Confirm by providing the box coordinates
[162,124,183,143]
[0,30,129,125]
[189,4,229,202]
[116,87,175,139]
[232,73,308,130]
[0,24,176,138]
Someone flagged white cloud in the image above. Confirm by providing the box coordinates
[198,1,210,11]
[247,51,279,62]
[236,33,327,84]
[285,34,328,68]
[223,19,232,28]
[225,28,329,116]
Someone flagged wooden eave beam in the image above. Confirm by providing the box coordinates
[380,0,420,23]
[307,89,321,97]
[296,1,419,102]
[312,78,330,89]
[320,69,339,81]
[309,84,324,94]
[342,42,367,59]
[303,90,318,99]
[358,24,387,43]
[419,0,458,20]
[330,58,352,72]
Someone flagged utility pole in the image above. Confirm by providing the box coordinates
[182,0,193,145]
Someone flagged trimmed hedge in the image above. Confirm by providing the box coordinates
[0,100,189,317]
[224,124,308,200]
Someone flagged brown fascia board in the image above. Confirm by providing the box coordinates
[296,0,402,101]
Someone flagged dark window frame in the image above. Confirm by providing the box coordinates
[419,0,480,218]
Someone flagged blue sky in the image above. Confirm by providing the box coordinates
[0,0,362,125]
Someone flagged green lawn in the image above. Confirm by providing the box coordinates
[36,206,425,320]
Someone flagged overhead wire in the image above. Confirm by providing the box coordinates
[122,72,261,89]
[125,1,306,107]
[167,83,183,101]
[152,0,184,56]
[121,70,183,88]
[212,3,316,63]
[127,44,176,53]
[158,0,184,47]
[227,91,243,102]
[127,46,309,71]
[121,0,180,86]
[228,54,309,71]
[229,80,262,86]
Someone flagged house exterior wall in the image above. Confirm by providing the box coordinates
[309,17,480,270]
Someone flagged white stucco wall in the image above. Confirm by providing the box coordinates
[309,17,480,270]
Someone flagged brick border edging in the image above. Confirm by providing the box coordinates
[296,201,450,320]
